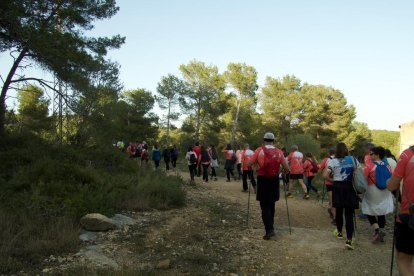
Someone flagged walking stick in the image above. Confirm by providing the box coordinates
[390,190,399,276]
[320,182,326,205]
[246,174,251,228]
[282,174,292,234]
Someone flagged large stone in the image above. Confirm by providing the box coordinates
[79,230,98,242]
[80,213,116,231]
[111,214,136,228]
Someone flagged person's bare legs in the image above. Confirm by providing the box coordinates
[396,251,414,276]
[298,178,308,194]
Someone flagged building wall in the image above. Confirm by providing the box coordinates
[400,120,414,153]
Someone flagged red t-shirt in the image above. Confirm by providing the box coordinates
[193,146,201,161]
[303,159,316,177]
[288,151,304,174]
[251,145,285,176]
[393,148,414,214]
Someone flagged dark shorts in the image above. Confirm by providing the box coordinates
[326,185,333,192]
[396,221,414,255]
[290,174,303,180]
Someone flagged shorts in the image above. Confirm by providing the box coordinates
[326,185,333,192]
[290,174,303,180]
[396,221,414,255]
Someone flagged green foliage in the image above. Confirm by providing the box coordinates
[261,75,356,152]
[0,0,125,133]
[179,60,227,142]
[17,85,51,134]
[371,129,399,156]
[223,63,259,144]
[285,133,321,158]
[344,121,372,158]
[156,74,187,143]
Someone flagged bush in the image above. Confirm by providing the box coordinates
[0,210,79,274]
[0,133,186,273]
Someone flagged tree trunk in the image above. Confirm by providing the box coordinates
[166,100,171,145]
[0,49,27,134]
[231,98,241,145]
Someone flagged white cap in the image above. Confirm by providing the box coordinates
[263,132,275,140]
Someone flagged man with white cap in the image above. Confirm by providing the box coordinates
[248,132,290,240]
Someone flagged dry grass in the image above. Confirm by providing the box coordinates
[0,210,80,274]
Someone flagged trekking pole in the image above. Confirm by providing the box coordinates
[246,176,251,228]
[390,190,399,276]
[320,182,326,206]
[353,211,357,239]
[283,174,292,234]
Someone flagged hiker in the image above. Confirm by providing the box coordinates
[387,146,414,276]
[236,145,243,180]
[223,144,236,182]
[126,142,137,159]
[185,146,198,183]
[170,145,178,168]
[241,143,257,193]
[385,149,397,172]
[303,152,321,196]
[117,139,125,151]
[141,148,149,165]
[359,143,375,219]
[134,141,142,159]
[162,145,171,170]
[200,145,212,183]
[287,145,309,199]
[320,148,336,225]
[362,146,394,242]
[193,142,202,177]
[209,144,219,181]
[152,145,161,168]
[324,142,359,250]
[247,132,290,240]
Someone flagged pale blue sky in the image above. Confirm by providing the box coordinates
[2,0,413,131]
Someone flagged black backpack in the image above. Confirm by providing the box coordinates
[189,153,197,164]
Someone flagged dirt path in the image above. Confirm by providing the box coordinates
[49,170,399,275]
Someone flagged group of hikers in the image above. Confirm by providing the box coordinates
[116,140,179,170]
[117,134,414,275]
[185,133,413,275]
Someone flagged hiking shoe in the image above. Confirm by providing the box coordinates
[333,229,343,239]
[303,193,310,199]
[214,177,218,181]
[263,233,271,240]
[345,239,355,250]
[263,230,275,240]
[287,193,293,198]
[226,179,231,182]
[242,190,248,193]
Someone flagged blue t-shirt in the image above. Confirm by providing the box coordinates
[327,156,358,182]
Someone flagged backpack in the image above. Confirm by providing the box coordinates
[189,153,197,164]
[310,160,319,173]
[351,157,368,193]
[262,146,281,177]
[231,151,237,164]
[374,161,391,190]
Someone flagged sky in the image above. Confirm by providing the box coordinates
[2,0,413,131]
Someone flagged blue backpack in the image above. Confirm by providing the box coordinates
[374,161,391,190]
